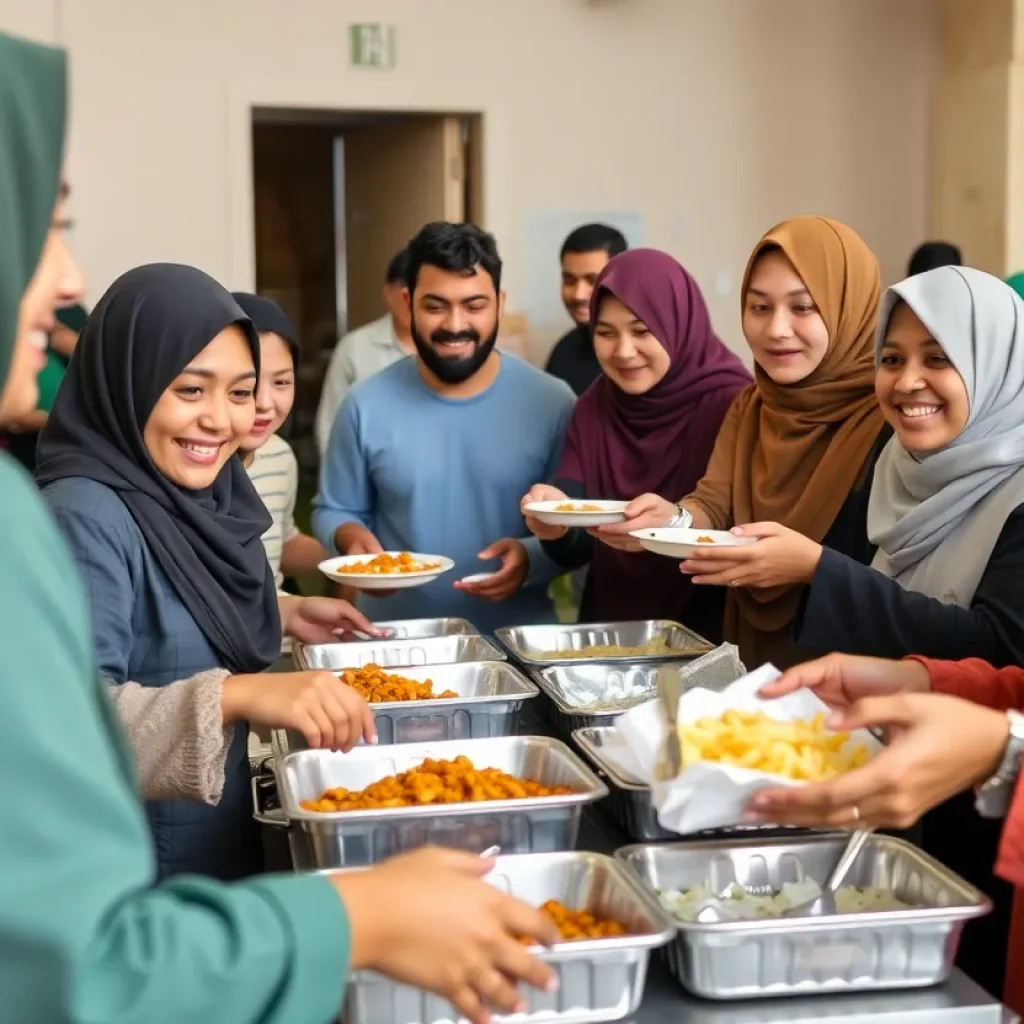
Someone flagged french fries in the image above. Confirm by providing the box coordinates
[677,709,870,782]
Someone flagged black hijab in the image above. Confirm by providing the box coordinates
[36,263,282,674]
[230,292,299,364]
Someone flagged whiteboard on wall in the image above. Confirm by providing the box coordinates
[520,210,645,331]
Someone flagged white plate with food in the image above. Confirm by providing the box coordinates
[319,551,454,590]
[524,499,628,527]
[629,527,757,560]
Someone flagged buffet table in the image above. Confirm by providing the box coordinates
[257,634,1018,1024]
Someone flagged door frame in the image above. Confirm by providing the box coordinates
[226,80,496,291]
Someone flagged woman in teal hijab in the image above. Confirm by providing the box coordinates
[0,31,555,1024]
[1006,272,1024,300]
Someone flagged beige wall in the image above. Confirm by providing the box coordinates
[1,0,936,358]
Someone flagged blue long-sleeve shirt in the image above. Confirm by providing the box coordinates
[312,354,574,632]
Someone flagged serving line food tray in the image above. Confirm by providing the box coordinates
[292,634,506,671]
[616,834,990,1000]
[359,616,479,640]
[270,735,608,868]
[494,620,713,668]
[275,661,538,747]
[335,850,675,1024]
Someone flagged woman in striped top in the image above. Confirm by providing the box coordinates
[232,293,334,590]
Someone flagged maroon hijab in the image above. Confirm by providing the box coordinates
[558,248,751,621]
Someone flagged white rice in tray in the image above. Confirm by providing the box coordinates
[661,880,916,922]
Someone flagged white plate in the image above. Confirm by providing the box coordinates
[524,499,628,527]
[319,552,455,590]
[629,527,757,560]
[459,572,498,585]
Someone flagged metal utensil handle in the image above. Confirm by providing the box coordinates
[250,773,291,830]
[826,828,873,892]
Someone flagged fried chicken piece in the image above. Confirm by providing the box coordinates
[338,664,458,703]
[298,756,575,812]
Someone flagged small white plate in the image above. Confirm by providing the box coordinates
[319,552,454,590]
[524,499,628,527]
[459,572,498,585]
[629,527,757,560]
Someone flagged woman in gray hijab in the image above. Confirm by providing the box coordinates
[789,264,1024,997]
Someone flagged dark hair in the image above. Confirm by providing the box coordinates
[560,223,628,261]
[907,241,962,277]
[405,221,501,293]
[385,248,409,285]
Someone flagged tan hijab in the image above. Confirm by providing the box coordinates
[725,215,885,665]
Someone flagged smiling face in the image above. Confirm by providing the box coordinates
[592,293,671,395]
[240,331,295,453]
[742,248,830,384]
[875,300,970,453]
[142,326,257,488]
[2,186,85,424]
[561,249,612,325]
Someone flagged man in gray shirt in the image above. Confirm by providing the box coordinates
[314,249,414,455]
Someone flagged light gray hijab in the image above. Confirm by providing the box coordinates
[868,265,1024,605]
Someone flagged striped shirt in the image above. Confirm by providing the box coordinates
[246,433,299,592]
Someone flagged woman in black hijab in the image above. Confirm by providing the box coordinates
[35,263,377,879]
[907,240,962,277]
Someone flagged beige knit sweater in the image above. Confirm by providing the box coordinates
[107,669,233,805]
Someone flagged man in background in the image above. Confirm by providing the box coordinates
[313,221,573,632]
[907,240,962,277]
[544,223,627,395]
[314,248,414,456]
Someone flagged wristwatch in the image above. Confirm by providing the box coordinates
[975,709,1024,819]
[668,504,692,529]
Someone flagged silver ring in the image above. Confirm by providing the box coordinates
[728,580,740,588]
[850,805,860,823]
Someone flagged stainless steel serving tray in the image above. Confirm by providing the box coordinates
[495,620,712,668]
[275,662,538,747]
[292,634,506,670]
[359,616,479,640]
[338,851,675,1024]
[274,735,609,868]
[534,660,689,739]
[616,834,991,1000]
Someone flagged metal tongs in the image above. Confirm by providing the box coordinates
[654,666,685,783]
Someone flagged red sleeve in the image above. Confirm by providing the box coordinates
[911,657,1024,889]
[910,656,1024,711]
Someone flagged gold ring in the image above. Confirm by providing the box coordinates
[729,580,740,588]
[851,805,861,823]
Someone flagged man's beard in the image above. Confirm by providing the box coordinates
[411,321,499,384]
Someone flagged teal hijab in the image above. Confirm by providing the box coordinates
[1006,272,1024,301]
[0,32,66,381]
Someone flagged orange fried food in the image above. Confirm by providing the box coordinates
[696,535,715,544]
[553,502,603,512]
[519,900,629,943]
[338,664,458,704]
[299,755,575,812]
[343,552,442,575]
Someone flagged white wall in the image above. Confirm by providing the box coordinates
[2,0,936,356]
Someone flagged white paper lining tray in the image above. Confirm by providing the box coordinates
[495,620,713,668]
[616,834,991,1000]
[275,662,538,747]
[336,851,675,1024]
[358,616,479,640]
[275,736,609,868]
[293,634,506,670]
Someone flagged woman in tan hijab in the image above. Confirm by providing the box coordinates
[599,216,888,668]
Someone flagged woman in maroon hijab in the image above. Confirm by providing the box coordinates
[523,248,750,632]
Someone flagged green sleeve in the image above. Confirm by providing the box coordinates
[0,458,350,1024]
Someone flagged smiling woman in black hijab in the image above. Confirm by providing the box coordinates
[36,263,282,672]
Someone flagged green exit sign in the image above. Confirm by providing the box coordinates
[349,23,396,69]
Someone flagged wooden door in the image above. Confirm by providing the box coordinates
[343,116,465,331]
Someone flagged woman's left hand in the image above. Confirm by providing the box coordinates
[682,522,822,588]
[745,693,1010,830]
[284,595,390,644]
